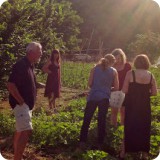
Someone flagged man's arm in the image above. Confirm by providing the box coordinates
[7,82,24,105]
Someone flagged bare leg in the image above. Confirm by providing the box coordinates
[14,130,32,160]
[120,138,125,158]
[48,97,53,109]
[48,93,54,109]
[14,132,20,155]
[49,98,57,113]
[111,107,118,126]
[50,96,55,108]
[141,152,149,159]
[51,98,57,113]
[52,98,56,109]
[50,93,56,111]
[120,107,125,125]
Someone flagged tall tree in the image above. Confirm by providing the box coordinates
[0,0,82,89]
[127,32,160,63]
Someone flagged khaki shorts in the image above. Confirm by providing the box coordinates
[13,103,33,132]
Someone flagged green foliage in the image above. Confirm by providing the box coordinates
[150,134,160,158]
[0,94,160,159]
[33,61,93,92]
[39,62,160,91]
[31,99,85,148]
[127,32,160,62]
[105,124,124,152]
[32,116,81,147]
[0,43,16,91]
[61,61,93,89]
[150,93,160,157]
[0,111,15,136]
[150,67,160,87]
[0,0,82,90]
[70,0,160,50]
[82,150,113,160]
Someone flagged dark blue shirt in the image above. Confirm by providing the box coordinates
[8,57,37,110]
[87,66,114,102]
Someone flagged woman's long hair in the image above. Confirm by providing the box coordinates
[111,48,126,64]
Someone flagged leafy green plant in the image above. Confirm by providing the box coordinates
[61,61,93,89]
[0,91,160,159]
[82,150,114,160]
[0,111,14,136]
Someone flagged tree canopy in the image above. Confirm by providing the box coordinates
[70,0,160,53]
[0,0,160,90]
[0,0,82,89]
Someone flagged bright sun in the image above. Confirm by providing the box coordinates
[0,0,7,6]
[153,0,160,6]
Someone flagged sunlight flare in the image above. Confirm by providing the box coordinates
[0,152,7,160]
[153,0,160,7]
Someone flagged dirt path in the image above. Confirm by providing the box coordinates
[0,87,84,111]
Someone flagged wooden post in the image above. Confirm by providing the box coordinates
[86,28,94,55]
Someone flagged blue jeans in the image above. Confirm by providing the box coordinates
[80,99,109,144]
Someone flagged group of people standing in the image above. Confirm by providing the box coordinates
[7,42,157,160]
[78,49,157,160]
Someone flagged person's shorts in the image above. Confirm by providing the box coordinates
[13,103,33,132]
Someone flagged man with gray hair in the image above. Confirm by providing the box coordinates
[7,42,42,160]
